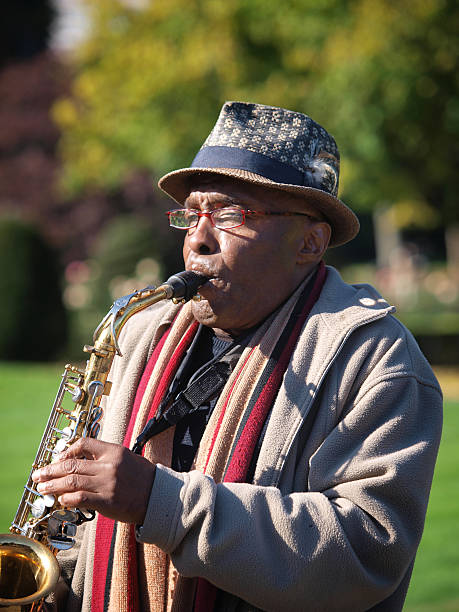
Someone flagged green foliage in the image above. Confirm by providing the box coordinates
[87,214,164,312]
[83,213,182,312]
[0,217,67,361]
[61,213,184,358]
[54,0,458,227]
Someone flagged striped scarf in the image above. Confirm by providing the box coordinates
[91,262,326,612]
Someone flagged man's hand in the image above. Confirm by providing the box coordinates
[31,438,155,525]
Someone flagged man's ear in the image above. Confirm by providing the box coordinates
[297,222,331,264]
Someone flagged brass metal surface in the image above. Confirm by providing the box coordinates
[0,534,59,610]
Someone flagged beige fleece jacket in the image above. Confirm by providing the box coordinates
[57,266,442,612]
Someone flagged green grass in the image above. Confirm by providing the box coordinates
[404,400,459,611]
[0,362,62,521]
[0,362,457,609]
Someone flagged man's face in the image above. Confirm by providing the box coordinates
[181,178,326,336]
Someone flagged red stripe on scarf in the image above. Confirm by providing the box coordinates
[203,346,257,474]
[124,327,172,447]
[91,517,116,612]
[225,262,327,484]
[92,320,199,612]
[127,525,140,608]
[147,321,199,422]
[195,262,327,612]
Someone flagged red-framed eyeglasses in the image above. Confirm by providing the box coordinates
[165,207,318,230]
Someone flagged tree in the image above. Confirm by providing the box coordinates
[0,47,170,268]
[0,217,67,361]
[54,0,458,253]
[0,0,55,66]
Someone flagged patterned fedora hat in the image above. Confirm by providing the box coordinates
[158,101,360,246]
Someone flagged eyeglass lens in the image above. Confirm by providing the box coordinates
[168,208,244,229]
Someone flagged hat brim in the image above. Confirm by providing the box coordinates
[158,167,360,247]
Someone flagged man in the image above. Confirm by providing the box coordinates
[34,102,442,611]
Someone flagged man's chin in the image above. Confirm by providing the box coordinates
[190,298,220,329]
[190,300,250,338]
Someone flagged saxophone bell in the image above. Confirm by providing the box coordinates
[0,533,59,610]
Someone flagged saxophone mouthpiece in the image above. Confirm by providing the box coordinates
[165,271,208,302]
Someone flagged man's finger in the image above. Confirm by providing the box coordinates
[36,472,91,496]
[58,437,111,461]
[32,456,100,483]
[57,490,98,511]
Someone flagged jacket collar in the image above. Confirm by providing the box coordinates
[255,265,395,485]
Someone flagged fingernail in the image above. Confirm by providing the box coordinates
[37,483,46,493]
[32,470,40,482]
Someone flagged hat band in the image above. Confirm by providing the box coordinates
[191,145,325,191]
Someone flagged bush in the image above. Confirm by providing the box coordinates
[62,213,186,358]
[88,214,168,314]
[0,216,67,360]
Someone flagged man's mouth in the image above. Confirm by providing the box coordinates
[197,276,216,291]
[189,273,225,298]
[193,272,211,288]
[188,265,218,285]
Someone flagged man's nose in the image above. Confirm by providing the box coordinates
[186,216,219,255]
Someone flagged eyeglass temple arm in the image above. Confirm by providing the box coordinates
[246,210,319,220]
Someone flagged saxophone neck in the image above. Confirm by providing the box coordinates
[92,271,207,356]
[90,285,168,357]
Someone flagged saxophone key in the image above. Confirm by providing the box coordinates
[83,344,110,357]
[69,385,84,403]
[48,535,76,551]
[64,364,85,375]
[48,510,80,550]
[52,431,74,457]
[53,438,68,454]
[52,425,74,438]
[49,426,74,457]
[29,494,55,518]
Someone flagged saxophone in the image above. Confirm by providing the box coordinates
[0,271,206,611]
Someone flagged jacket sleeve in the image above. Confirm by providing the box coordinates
[136,370,442,611]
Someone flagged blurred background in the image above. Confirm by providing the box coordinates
[0,1,457,609]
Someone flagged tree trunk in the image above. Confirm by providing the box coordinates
[373,205,400,269]
[445,224,459,283]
